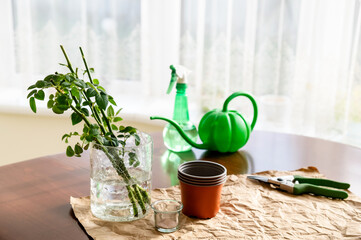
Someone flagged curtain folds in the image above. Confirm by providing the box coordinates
[180,0,361,146]
[1,0,361,147]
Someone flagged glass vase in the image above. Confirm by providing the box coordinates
[90,132,153,222]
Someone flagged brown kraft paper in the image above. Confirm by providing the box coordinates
[70,167,361,239]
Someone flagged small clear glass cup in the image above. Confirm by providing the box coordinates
[151,199,183,233]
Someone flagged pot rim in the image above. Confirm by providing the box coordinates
[178,175,226,186]
[179,178,226,187]
[178,160,227,179]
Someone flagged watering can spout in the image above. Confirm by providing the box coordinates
[150,116,208,150]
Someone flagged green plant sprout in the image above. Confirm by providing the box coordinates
[27,45,149,217]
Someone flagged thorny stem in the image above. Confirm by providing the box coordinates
[60,45,75,74]
[79,47,117,140]
[79,47,93,84]
[81,90,108,137]
[60,46,108,137]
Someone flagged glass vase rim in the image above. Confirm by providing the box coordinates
[91,131,152,149]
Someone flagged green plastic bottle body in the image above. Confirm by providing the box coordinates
[163,83,197,152]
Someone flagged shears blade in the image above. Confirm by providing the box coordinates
[247,175,270,183]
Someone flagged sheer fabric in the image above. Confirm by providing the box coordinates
[1,0,361,146]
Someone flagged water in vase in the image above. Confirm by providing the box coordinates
[90,168,151,222]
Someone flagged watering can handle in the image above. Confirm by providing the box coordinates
[222,92,258,130]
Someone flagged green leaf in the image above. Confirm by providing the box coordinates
[56,104,69,111]
[128,152,138,166]
[93,79,99,85]
[107,105,114,117]
[84,144,90,150]
[85,135,93,142]
[56,95,68,105]
[89,68,94,73]
[111,124,118,131]
[82,101,91,106]
[27,89,37,99]
[35,80,45,88]
[71,112,83,125]
[74,79,87,88]
[29,97,37,113]
[114,117,123,122]
[49,94,54,100]
[86,88,97,98]
[61,81,71,87]
[27,84,36,90]
[52,105,64,114]
[133,161,140,167]
[74,144,83,155]
[89,125,100,136]
[121,126,135,133]
[134,134,140,146]
[66,146,75,157]
[81,107,89,116]
[83,125,89,133]
[116,108,123,116]
[65,74,75,82]
[62,134,69,141]
[95,92,108,110]
[47,100,54,109]
[97,86,106,93]
[34,90,45,100]
[108,95,117,106]
[44,74,57,82]
[71,87,80,100]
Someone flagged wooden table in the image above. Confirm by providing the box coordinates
[1,131,360,239]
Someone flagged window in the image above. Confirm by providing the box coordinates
[1,0,361,147]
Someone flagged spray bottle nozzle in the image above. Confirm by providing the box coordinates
[166,64,190,94]
[170,65,176,72]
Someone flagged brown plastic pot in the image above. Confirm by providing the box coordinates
[177,160,226,218]
[179,180,224,219]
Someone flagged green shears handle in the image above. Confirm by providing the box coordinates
[294,175,350,189]
[293,183,348,199]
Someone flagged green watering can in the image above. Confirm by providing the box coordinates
[150,92,258,153]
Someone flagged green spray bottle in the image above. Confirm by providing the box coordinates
[163,65,198,152]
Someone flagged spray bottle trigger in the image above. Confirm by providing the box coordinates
[166,65,178,94]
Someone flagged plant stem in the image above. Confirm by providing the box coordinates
[59,46,108,136]
[60,45,75,74]
[79,47,117,140]
[75,88,108,137]
[79,47,93,84]
[126,185,139,217]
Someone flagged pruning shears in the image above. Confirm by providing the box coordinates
[247,175,350,199]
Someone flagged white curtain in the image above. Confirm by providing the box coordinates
[180,0,361,146]
[1,0,361,146]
